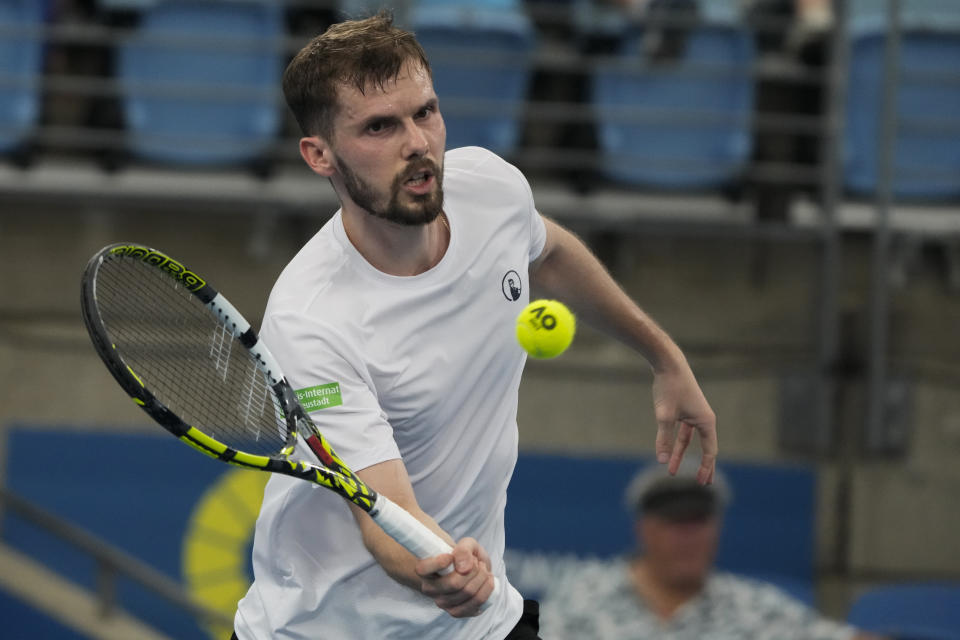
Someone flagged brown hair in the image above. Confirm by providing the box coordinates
[282,11,432,140]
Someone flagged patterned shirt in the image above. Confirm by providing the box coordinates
[539,558,857,640]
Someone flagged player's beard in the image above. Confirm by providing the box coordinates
[335,154,444,226]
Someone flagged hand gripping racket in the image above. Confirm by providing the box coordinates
[81,242,499,608]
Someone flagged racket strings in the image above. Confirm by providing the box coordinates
[94,256,288,456]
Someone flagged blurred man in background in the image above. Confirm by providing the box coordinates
[540,462,884,639]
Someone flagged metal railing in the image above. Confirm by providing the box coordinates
[0,486,233,629]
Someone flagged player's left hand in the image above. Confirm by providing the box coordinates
[415,537,496,618]
[651,358,717,484]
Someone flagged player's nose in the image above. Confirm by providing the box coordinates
[402,121,429,159]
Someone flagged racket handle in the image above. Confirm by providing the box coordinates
[371,494,454,560]
[370,495,500,612]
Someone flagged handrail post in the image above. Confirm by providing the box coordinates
[96,560,118,618]
[866,0,902,452]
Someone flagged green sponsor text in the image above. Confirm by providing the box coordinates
[295,382,342,412]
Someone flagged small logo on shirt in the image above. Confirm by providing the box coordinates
[295,382,343,412]
[502,270,522,301]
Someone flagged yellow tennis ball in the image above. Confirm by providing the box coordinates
[516,299,576,359]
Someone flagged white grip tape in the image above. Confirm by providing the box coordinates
[371,495,500,611]
[371,495,453,560]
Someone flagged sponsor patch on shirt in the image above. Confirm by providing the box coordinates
[295,382,343,412]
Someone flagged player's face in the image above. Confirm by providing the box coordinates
[639,514,720,590]
[329,62,446,226]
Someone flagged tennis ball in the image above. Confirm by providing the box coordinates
[516,299,576,359]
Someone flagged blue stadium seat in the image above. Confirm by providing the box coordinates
[116,1,284,167]
[97,0,157,9]
[570,0,741,44]
[844,7,960,199]
[591,22,755,190]
[847,583,960,640]
[0,0,45,156]
[848,0,960,32]
[844,29,960,200]
[410,4,536,157]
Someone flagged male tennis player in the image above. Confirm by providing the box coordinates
[233,12,717,640]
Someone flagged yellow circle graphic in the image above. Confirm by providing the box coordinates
[182,469,269,639]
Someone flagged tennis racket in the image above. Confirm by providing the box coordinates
[81,242,499,606]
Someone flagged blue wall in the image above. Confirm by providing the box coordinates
[2,426,816,637]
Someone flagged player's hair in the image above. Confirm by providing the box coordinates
[282,11,432,140]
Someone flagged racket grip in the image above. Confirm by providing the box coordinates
[370,494,453,560]
[370,495,500,612]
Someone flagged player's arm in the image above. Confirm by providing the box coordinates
[528,214,717,483]
[348,458,496,617]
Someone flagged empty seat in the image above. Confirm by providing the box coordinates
[844,23,960,199]
[847,582,960,639]
[116,1,284,168]
[0,0,45,157]
[592,22,755,190]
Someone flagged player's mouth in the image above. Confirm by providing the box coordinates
[402,168,436,195]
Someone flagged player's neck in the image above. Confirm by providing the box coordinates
[342,208,450,277]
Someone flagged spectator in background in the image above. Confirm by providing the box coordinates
[539,462,885,639]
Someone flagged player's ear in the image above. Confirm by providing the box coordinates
[299,136,336,177]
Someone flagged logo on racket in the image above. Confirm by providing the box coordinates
[110,244,207,291]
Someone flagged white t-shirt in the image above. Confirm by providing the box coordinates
[234,147,546,640]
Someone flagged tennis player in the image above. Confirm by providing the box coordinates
[232,12,717,640]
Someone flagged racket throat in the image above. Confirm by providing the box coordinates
[305,434,339,468]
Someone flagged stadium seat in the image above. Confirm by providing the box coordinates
[97,0,157,8]
[337,0,402,24]
[116,1,284,168]
[591,21,755,190]
[847,582,960,639]
[848,0,960,32]
[0,0,45,159]
[844,6,960,199]
[410,3,536,157]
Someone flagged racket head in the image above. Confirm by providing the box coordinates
[81,243,378,512]
[81,243,297,458]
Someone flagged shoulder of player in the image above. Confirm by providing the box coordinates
[259,305,358,368]
[443,146,529,191]
[269,225,346,301]
[262,230,360,334]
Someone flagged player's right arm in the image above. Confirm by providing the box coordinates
[348,458,497,617]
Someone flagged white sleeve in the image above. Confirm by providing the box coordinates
[506,159,546,263]
[518,177,545,263]
[471,146,546,263]
[529,209,547,264]
[260,311,401,473]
